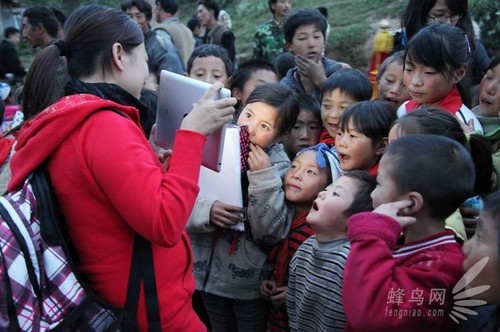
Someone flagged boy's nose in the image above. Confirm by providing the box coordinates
[299,127,310,139]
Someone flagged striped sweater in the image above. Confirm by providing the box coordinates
[266,213,315,332]
[286,236,350,332]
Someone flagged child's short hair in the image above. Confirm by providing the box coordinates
[187,44,234,77]
[245,83,299,138]
[386,134,475,220]
[282,8,327,44]
[187,15,201,32]
[230,59,278,92]
[376,51,405,82]
[299,93,321,122]
[273,51,296,80]
[322,68,373,102]
[342,170,377,217]
[394,107,493,196]
[405,23,471,106]
[339,100,396,144]
[4,27,19,39]
[483,190,500,254]
[488,55,500,71]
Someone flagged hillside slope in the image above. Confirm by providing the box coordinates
[180,0,407,71]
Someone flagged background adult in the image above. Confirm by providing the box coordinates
[153,0,195,68]
[14,4,236,330]
[122,0,185,84]
[21,5,69,94]
[252,0,292,62]
[0,27,26,80]
[197,0,235,63]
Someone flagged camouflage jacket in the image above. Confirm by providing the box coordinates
[253,19,285,62]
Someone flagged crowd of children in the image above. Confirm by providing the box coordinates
[1,1,499,331]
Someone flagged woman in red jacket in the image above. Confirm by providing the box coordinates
[10,4,236,331]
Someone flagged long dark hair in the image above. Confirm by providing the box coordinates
[22,4,143,120]
[404,23,472,107]
[401,0,475,51]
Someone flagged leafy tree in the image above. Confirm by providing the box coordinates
[471,0,500,55]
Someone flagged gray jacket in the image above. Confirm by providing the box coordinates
[145,29,185,76]
[187,143,294,299]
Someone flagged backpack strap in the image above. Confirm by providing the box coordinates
[0,197,42,301]
[125,234,161,332]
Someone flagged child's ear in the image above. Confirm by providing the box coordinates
[226,75,233,89]
[285,41,292,52]
[375,137,389,156]
[232,87,242,101]
[453,64,468,84]
[403,192,423,215]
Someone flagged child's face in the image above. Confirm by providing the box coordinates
[287,24,324,63]
[370,154,401,208]
[189,56,229,87]
[479,63,500,117]
[403,60,457,107]
[284,150,330,207]
[336,119,382,172]
[462,211,500,305]
[321,88,357,138]
[282,109,322,157]
[237,101,279,148]
[234,69,278,108]
[306,175,357,236]
[378,62,411,110]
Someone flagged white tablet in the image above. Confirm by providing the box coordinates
[155,70,231,172]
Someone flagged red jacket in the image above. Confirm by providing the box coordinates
[343,212,464,332]
[9,94,206,331]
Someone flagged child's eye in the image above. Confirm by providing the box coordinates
[385,78,394,83]
[404,68,413,73]
[307,169,317,175]
[424,71,437,75]
[261,123,269,130]
[333,191,340,197]
[350,134,357,138]
[245,113,252,118]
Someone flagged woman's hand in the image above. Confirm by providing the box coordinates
[181,82,236,136]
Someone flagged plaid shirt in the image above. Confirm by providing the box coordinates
[0,176,122,331]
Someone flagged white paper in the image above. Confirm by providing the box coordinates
[198,125,245,231]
